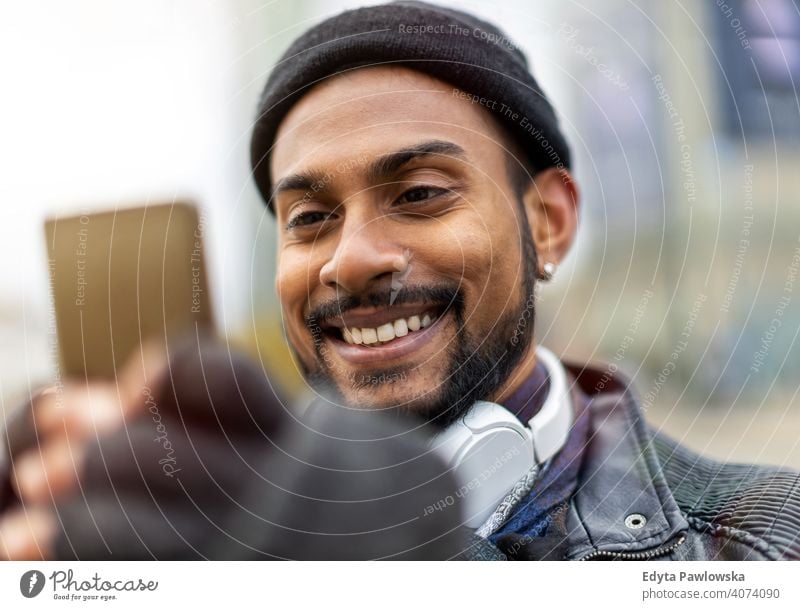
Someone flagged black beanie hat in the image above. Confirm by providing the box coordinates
[251,0,571,210]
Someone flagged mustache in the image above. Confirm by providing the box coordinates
[305,283,465,330]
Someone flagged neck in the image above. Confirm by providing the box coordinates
[488,340,539,405]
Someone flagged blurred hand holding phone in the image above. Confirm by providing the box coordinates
[0,201,216,530]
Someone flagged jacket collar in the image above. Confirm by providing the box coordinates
[561,363,689,560]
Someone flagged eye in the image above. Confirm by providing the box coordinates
[285,210,334,230]
[394,186,449,205]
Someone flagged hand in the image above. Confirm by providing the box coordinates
[1,339,468,560]
[1,338,287,560]
[0,342,168,559]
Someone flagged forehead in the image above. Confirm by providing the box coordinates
[270,66,507,184]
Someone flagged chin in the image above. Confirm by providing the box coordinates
[339,369,445,415]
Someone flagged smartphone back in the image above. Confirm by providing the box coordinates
[44,202,214,379]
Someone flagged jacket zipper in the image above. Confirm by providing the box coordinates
[577,534,686,561]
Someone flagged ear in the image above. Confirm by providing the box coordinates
[520,168,580,272]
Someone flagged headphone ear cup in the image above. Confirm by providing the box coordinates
[431,402,536,528]
[429,347,573,532]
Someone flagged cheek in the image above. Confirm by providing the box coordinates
[421,214,523,324]
[276,249,320,361]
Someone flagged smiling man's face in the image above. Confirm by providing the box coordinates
[271,66,552,425]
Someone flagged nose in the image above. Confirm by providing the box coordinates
[319,217,409,295]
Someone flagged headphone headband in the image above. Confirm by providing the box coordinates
[430,345,573,528]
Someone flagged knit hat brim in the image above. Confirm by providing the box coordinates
[251,1,571,210]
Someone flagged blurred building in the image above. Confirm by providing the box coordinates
[533,0,800,467]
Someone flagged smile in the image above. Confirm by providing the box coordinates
[341,311,438,345]
[318,303,450,365]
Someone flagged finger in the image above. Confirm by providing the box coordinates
[3,386,60,459]
[0,506,56,560]
[116,339,169,414]
[11,437,88,504]
[6,345,167,462]
[35,384,123,441]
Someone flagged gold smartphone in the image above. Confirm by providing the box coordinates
[44,202,215,380]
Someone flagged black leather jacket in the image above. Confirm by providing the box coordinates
[468,362,800,561]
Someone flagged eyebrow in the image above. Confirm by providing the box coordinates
[271,139,467,201]
[367,139,467,182]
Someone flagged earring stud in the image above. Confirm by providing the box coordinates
[540,261,557,281]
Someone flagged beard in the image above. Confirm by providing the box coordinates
[299,227,539,430]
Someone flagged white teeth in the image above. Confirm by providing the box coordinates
[377,323,395,342]
[342,311,437,346]
[394,318,408,337]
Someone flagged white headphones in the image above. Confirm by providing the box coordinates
[430,346,573,528]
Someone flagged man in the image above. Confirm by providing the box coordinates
[2,1,800,560]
